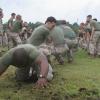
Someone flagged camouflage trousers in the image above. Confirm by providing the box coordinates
[38,43,68,64]
[8,32,22,47]
[64,38,78,48]
[78,37,87,49]
[53,44,69,54]
[64,38,78,62]
[88,41,94,55]
[0,33,8,46]
[89,31,100,56]
[53,44,69,64]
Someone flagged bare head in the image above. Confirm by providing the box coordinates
[12,48,29,66]
[23,22,28,27]
[45,16,56,30]
[16,14,22,21]
[86,15,92,22]
[11,13,16,19]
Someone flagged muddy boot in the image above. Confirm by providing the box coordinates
[56,54,64,65]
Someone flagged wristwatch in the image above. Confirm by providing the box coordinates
[39,74,46,78]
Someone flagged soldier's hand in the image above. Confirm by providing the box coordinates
[36,78,48,88]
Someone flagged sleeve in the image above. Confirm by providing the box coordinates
[0,51,12,75]
[29,48,40,61]
[90,20,95,28]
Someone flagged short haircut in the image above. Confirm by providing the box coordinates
[93,18,97,21]
[45,16,56,23]
[11,13,16,16]
[87,15,92,18]
[16,15,22,20]
[12,48,29,66]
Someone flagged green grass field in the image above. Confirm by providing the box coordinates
[0,49,100,100]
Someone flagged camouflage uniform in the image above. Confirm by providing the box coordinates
[49,26,68,54]
[78,23,87,49]
[0,18,3,46]
[90,20,100,56]
[27,25,50,46]
[85,22,92,54]
[60,25,77,62]
[48,26,68,64]
[7,19,22,47]
[0,8,3,46]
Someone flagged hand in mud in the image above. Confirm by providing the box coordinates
[36,78,48,88]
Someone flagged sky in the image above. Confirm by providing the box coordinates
[0,0,100,24]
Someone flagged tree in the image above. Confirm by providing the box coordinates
[34,22,43,28]
[28,22,35,30]
[72,22,79,35]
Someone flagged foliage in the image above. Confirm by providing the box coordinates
[72,22,79,35]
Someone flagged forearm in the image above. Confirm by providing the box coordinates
[39,60,49,78]
[91,27,95,39]
[36,54,49,78]
[0,54,11,76]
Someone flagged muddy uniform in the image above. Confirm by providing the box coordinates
[60,25,77,62]
[27,25,50,46]
[0,44,53,81]
[48,26,68,64]
[49,26,67,54]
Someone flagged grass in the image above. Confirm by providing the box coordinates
[0,48,100,100]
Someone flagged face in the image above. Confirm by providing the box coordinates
[16,15,22,21]
[12,15,16,19]
[48,22,56,30]
[86,16,91,22]
[24,22,28,27]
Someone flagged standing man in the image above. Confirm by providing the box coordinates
[85,15,92,54]
[0,44,53,88]
[8,14,22,47]
[7,13,16,48]
[59,21,77,63]
[20,22,29,42]
[87,15,100,57]
[0,8,3,46]
[27,16,56,46]
[8,13,16,32]
[48,26,68,64]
